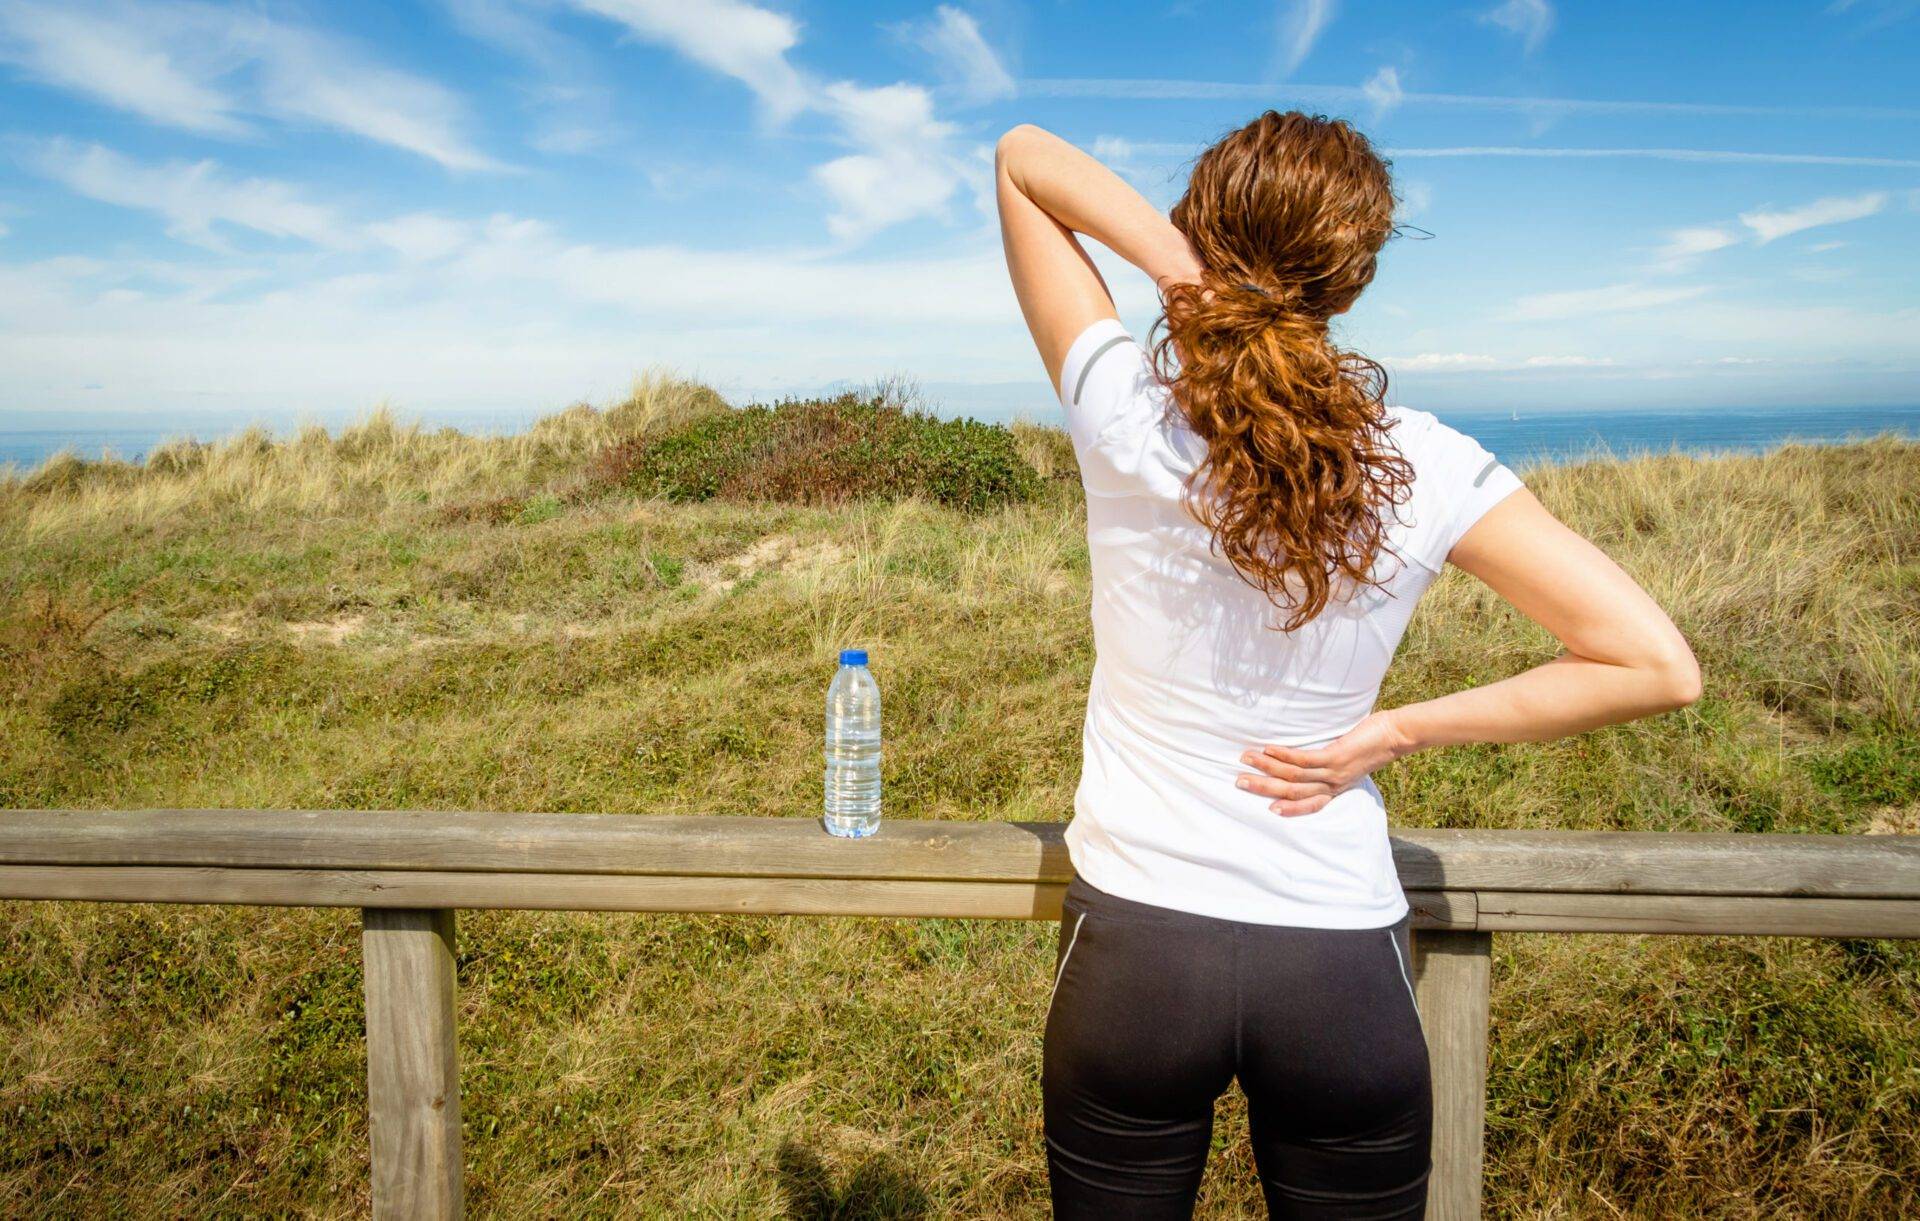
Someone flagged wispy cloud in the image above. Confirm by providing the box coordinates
[904,5,1014,105]
[1383,146,1920,168]
[565,0,978,242]
[24,139,353,250]
[1090,139,1920,170]
[564,0,810,120]
[1740,191,1889,243]
[0,0,504,171]
[0,0,249,136]
[1507,282,1710,322]
[440,1,626,155]
[1396,179,1432,221]
[1275,0,1337,77]
[1389,353,1499,370]
[1384,352,1613,371]
[1651,226,1739,269]
[442,0,578,73]
[1361,66,1402,120]
[1478,0,1554,56]
[1825,0,1920,31]
[1521,354,1614,367]
[365,212,477,262]
[1024,78,1920,122]
[248,22,507,172]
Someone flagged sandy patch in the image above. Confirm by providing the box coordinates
[694,535,852,594]
[283,614,367,645]
[1865,804,1919,835]
[196,610,368,645]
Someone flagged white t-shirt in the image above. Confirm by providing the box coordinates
[1057,317,1525,928]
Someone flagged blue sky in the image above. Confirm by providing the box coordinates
[1,0,1916,427]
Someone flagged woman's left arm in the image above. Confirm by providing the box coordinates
[995,124,1205,394]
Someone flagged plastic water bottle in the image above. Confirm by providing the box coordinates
[824,648,882,837]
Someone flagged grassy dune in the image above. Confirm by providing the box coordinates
[2,382,1917,1217]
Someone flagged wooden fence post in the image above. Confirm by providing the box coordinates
[363,908,462,1219]
[1413,929,1492,1221]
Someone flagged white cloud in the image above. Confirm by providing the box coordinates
[1026,81,1920,123]
[1067,142,1920,176]
[1383,146,1920,169]
[1395,180,1432,221]
[0,1,502,171]
[1362,66,1402,120]
[0,218,1054,416]
[1276,0,1337,77]
[1521,354,1614,367]
[0,0,249,135]
[563,0,810,120]
[367,213,477,262]
[1384,352,1613,372]
[442,0,577,73]
[1806,240,1847,252]
[1389,353,1498,370]
[908,6,1014,105]
[1507,282,1709,322]
[26,140,353,250]
[1739,191,1889,244]
[247,21,507,172]
[1652,226,1738,268]
[812,82,967,241]
[563,0,981,242]
[1479,0,1553,55]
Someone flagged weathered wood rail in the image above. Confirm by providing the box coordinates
[3,810,1917,1219]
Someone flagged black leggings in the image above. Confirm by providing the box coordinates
[1043,875,1432,1219]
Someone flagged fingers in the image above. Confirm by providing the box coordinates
[1269,793,1333,817]
[1235,772,1331,804]
[1241,748,1334,784]
[1262,742,1333,769]
[1239,746,1339,816]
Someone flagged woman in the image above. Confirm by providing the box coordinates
[995,112,1701,1218]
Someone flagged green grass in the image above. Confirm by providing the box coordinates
[593,390,1042,512]
[1,392,1916,1216]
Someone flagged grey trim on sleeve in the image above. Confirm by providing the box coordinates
[1471,457,1500,488]
[1071,334,1133,407]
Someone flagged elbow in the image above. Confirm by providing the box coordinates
[994,123,1045,173]
[1650,644,1703,712]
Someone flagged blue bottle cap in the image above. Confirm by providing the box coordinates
[839,648,869,666]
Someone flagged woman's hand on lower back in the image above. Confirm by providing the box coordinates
[1235,710,1418,816]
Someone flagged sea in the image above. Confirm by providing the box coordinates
[2,402,1918,474]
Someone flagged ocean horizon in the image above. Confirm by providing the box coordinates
[3,400,1918,474]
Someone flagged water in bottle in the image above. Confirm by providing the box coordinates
[824,648,882,837]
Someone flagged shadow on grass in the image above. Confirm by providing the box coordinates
[776,1139,930,1220]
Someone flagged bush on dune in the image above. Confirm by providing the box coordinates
[589,392,1042,512]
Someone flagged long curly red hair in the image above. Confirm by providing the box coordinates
[1151,110,1414,631]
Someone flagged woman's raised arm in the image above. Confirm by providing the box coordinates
[995,124,1204,394]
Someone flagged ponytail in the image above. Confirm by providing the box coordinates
[1150,111,1414,632]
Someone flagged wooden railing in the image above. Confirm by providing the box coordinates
[3,810,1917,1219]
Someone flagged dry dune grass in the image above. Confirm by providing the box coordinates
[0,395,1915,1217]
[2,371,726,532]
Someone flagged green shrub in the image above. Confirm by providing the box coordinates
[590,394,1042,512]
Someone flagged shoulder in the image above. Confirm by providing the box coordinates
[1380,403,1526,572]
[1383,404,1502,485]
[1057,318,1165,448]
[1057,318,1202,499]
